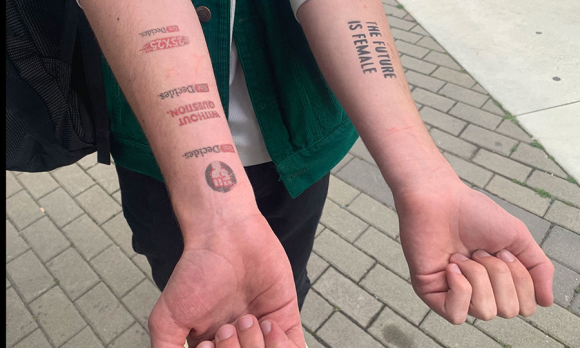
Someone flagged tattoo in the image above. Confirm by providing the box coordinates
[139,25,180,37]
[166,100,220,126]
[205,161,236,192]
[348,21,397,78]
[183,144,235,159]
[140,36,189,53]
[159,83,209,100]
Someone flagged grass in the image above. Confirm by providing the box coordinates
[548,155,555,161]
[70,242,74,247]
[512,179,526,186]
[530,140,545,150]
[396,4,404,9]
[575,286,580,294]
[493,100,519,124]
[567,176,578,185]
[533,188,552,199]
[53,278,60,285]
[510,143,518,153]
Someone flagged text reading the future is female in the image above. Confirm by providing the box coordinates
[349,21,397,78]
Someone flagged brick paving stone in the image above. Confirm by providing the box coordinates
[482,99,505,116]
[13,329,52,348]
[347,194,400,238]
[6,190,45,230]
[76,185,122,224]
[571,295,580,316]
[382,0,398,6]
[132,254,154,282]
[349,138,375,164]
[314,268,382,327]
[486,175,551,216]
[360,265,429,324]
[90,245,145,297]
[429,128,477,159]
[38,188,83,228]
[112,190,122,205]
[61,326,104,348]
[46,248,99,301]
[51,164,95,197]
[336,158,396,209]
[6,171,23,198]
[496,120,532,142]
[416,36,444,52]
[320,199,368,242]
[102,214,136,258]
[301,290,334,331]
[421,312,501,347]
[400,55,437,75]
[404,70,445,92]
[382,5,408,19]
[6,220,29,263]
[526,304,580,347]
[475,316,562,348]
[307,252,329,284]
[461,125,518,156]
[77,152,99,169]
[318,312,384,348]
[368,306,441,348]
[411,88,455,112]
[21,217,69,262]
[444,153,493,188]
[6,287,38,347]
[62,214,113,261]
[7,277,11,289]
[423,51,461,70]
[331,153,353,174]
[109,323,150,348]
[552,260,580,307]
[313,230,374,281]
[7,250,53,303]
[543,226,580,272]
[439,85,488,108]
[410,24,430,36]
[510,143,567,178]
[471,83,488,94]
[87,164,120,194]
[122,280,160,329]
[527,170,580,206]
[545,201,580,234]
[355,227,409,279]
[420,106,466,135]
[303,330,325,348]
[395,39,428,57]
[431,67,476,88]
[76,282,135,344]
[327,175,360,206]
[17,172,59,199]
[449,103,503,129]
[29,286,86,346]
[473,149,532,182]
[386,15,416,30]
[481,191,551,244]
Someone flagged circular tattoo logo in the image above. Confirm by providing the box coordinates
[205,161,237,193]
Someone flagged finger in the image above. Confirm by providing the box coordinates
[215,325,241,348]
[451,253,497,320]
[507,226,554,307]
[261,320,295,348]
[196,342,215,348]
[497,249,537,316]
[472,250,519,318]
[236,314,265,348]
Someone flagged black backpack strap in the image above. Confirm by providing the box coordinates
[77,9,111,165]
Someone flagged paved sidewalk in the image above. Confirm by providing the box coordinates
[6,1,580,347]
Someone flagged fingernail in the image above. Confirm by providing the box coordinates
[473,250,491,258]
[238,315,254,331]
[450,263,462,274]
[453,253,469,262]
[216,325,234,341]
[260,320,272,335]
[498,249,515,262]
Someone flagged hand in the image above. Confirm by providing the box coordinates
[195,315,300,348]
[147,213,306,347]
[395,179,554,324]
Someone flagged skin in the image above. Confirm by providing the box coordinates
[80,0,554,346]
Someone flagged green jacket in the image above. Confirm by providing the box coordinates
[101,0,358,198]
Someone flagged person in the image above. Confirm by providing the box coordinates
[79,0,554,347]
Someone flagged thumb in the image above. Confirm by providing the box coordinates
[149,299,191,348]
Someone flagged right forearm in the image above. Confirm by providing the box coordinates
[81,0,258,242]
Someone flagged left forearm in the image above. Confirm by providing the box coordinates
[298,0,459,197]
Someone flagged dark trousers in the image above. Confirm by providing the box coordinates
[115,162,329,310]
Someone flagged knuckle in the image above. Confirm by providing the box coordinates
[498,305,520,319]
[519,304,537,317]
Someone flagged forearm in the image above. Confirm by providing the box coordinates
[81,0,258,244]
[298,0,459,197]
